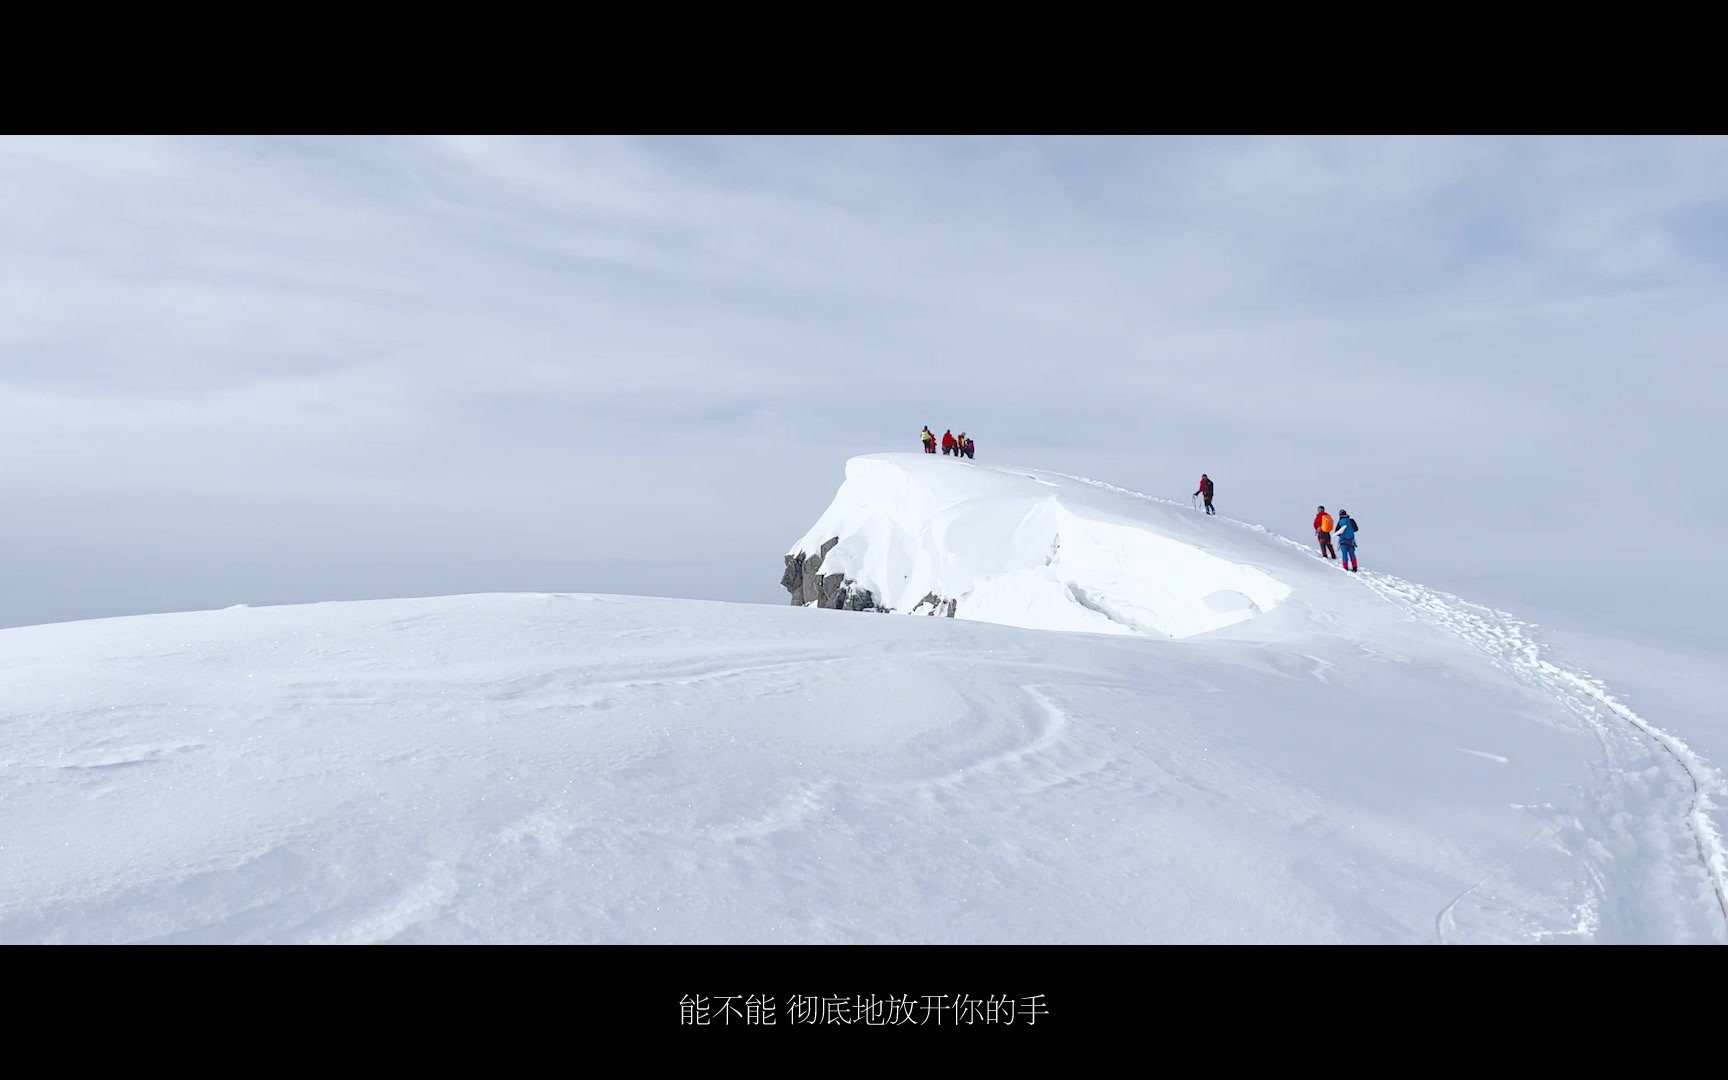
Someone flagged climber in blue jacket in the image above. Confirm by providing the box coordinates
[1335,510,1359,572]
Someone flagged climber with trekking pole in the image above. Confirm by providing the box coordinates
[1193,474,1215,515]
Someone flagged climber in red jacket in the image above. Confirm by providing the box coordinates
[1193,474,1215,515]
[1313,506,1337,560]
[941,430,957,456]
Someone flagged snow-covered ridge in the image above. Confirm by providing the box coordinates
[1052,464,1728,936]
[787,453,1292,639]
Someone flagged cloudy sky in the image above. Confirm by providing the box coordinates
[1,135,1723,651]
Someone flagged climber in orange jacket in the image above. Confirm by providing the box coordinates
[1313,506,1337,560]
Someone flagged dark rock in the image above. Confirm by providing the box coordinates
[818,572,845,608]
[804,560,824,605]
[782,535,884,613]
[910,591,957,617]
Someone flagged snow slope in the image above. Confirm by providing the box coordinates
[2,457,1724,944]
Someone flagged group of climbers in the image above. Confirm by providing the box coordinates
[917,442,1368,569]
[1312,506,1360,572]
[920,427,976,460]
[1191,471,1364,572]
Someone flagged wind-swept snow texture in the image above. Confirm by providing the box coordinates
[2,455,1723,944]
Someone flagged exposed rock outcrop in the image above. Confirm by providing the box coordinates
[787,535,884,611]
[782,541,952,616]
[909,592,957,617]
[782,538,837,606]
[782,537,882,611]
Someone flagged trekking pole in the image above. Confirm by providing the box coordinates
[1191,494,1199,511]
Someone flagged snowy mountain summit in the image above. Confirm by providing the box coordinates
[2,455,1724,944]
[785,453,1291,637]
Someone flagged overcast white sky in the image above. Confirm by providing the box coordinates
[1,135,1723,650]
